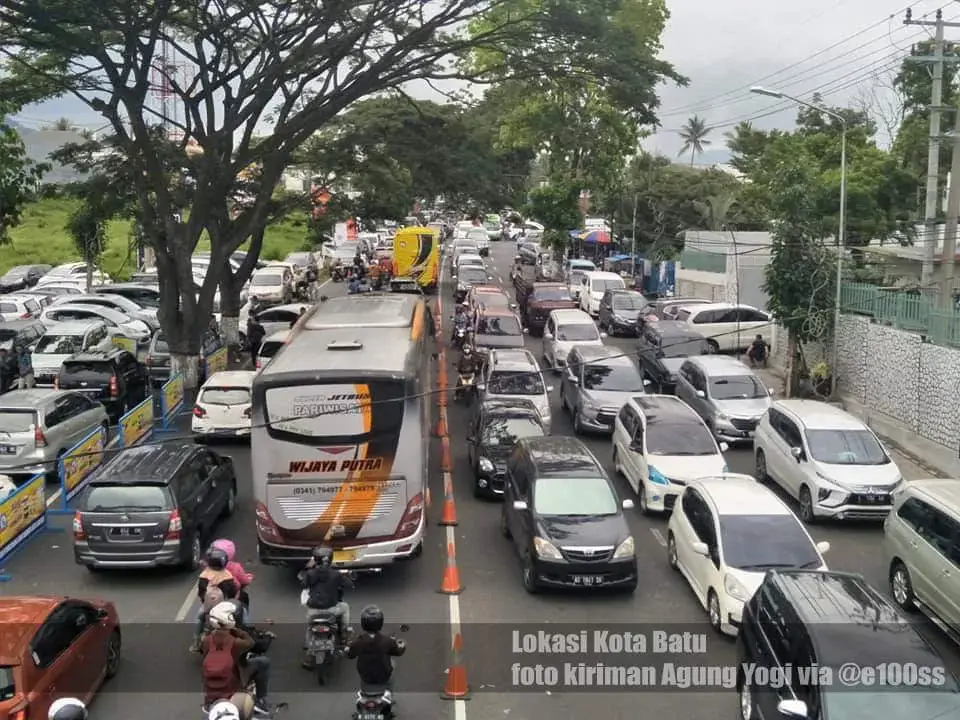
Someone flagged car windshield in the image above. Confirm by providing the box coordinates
[83,484,170,512]
[455,244,478,254]
[533,476,618,516]
[481,416,543,445]
[252,274,283,286]
[647,421,717,456]
[0,410,35,432]
[570,262,595,271]
[2,268,28,279]
[477,316,521,336]
[612,294,645,310]
[459,258,483,267]
[805,429,889,465]
[36,334,84,354]
[557,323,599,342]
[0,329,19,349]
[659,336,707,357]
[533,287,571,302]
[459,268,487,284]
[591,278,624,292]
[582,363,645,392]
[489,371,544,395]
[201,387,251,405]
[0,303,17,314]
[719,515,821,570]
[710,375,766,399]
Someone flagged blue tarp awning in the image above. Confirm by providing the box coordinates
[606,254,632,262]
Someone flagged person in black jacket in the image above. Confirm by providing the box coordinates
[347,604,405,716]
[298,546,351,651]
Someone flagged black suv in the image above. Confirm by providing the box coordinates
[637,321,710,393]
[467,398,545,498]
[73,442,238,571]
[737,569,960,720]
[146,328,222,385]
[0,320,46,391]
[57,348,151,423]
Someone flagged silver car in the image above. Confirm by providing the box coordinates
[476,349,553,432]
[560,344,649,434]
[674,355,772,443]
[50,293,158,329]
[0,389,109,476]
[542,308,606,372]
[32,320,113,386]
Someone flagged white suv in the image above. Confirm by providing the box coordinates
[612,394,729,515]
[577,271,625,316]
[753,399,903,523]
[672,303,771,353]
[477,349,553,432]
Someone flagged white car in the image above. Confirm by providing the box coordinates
[255,330,289,371]
[578,271,626,316]
[565,266,594,302]
[753,399,903,523]
[32,320,113,386]
[50,293,157,329]
[672,302,771,353]
[476,349,553,432]
[455,253,485,273]
[193,370,256,439]
[465,227,489,255]
[249,268,292,305]
[542,308,605,371]
[6,292,52,309]
[38,262,112,287]
[0,295,41,321]
[612,394,729,514]
[667,475,830,635]
[40,304,152,344]
[239,302,310,343]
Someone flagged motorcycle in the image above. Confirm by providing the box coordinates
[451,325,467,349]
[454,372,475,404]
[331,265,346,282]
[352,625,409,720]
[303,569,357,685]
[294,279,310,301]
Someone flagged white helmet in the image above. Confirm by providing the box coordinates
[207,700,240,720]
[208,600,237,630]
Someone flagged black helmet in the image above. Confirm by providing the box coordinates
[49,698,87,720]
[360,605,384,633]
[205,547,229,571]
[311,545,333,567]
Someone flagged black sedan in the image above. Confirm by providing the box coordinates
[454,266,492,303]
[637,321,710,393]
[467,399,545,498]
[597,289,647,337]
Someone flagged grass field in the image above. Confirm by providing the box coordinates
[3,197,311,279]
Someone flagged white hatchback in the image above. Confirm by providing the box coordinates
[667,475,830,635]
[542,309,605,371]
[192,370,256,439]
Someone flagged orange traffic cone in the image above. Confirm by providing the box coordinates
[426,486,432,509]
[438,543,464,595]
[441,632,470,699]
[440,438,452,472]
[438,387,447,407]
[434,410,448,437]
[439,493,458,526]
[437,362,448,390]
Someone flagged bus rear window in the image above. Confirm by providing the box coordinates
[263,380,405,441]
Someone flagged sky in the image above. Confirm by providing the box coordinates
[11,0,956,166]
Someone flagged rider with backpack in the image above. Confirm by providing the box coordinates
[202,602,273,717]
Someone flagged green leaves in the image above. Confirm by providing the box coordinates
[0,122,47,245]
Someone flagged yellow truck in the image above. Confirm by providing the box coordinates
[391,226,439,293]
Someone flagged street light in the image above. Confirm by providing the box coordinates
[750,86,847,398]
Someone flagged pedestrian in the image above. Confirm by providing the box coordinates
[246,317,265,359]
[15,343,34,390]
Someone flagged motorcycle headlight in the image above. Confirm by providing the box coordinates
[613,536,635,559]
[724,574,749,602]
[533,536,563,560]
[478,457,494,473]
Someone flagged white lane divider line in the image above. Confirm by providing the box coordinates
[650,528,667,547]
[175,584,197,622]
[46,488,62,507]
[445,508,467,720]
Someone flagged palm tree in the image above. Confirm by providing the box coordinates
[677,115,712,166]
[47,117,76,131]
[693,192,737,231]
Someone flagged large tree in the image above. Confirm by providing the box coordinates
[0,0,578,384]
[0,116,46,243]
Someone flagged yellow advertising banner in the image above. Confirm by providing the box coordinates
[111,335,137,354]
[0,475,45,561]
[62,428,106,498]
[162,374,184,419]
[121,398,153,447]
[205,347,228,375]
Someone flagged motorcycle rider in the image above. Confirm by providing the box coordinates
[451,302,470,345]
[207,693,255,720]
[49,699,86,720]
[298,545,352,660]
[201,601,272,716]
[455,345,478,400]
[191,547,239,652]
[347,605,406,718]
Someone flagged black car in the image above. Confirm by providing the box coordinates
[0,264,50,293]
[146,328,222,385]
[0,320,45,391]
[94,283,161,309]
[467,399,545,498]
[57,348,152,423]
[501,436,637,593]
[454,266,491,303]
[73,442,238,570]
[597,289,647,337]
[737,569,960,720]
[637,321,710,393]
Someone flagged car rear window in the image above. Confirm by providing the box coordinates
[259,341,284,358]
[533,287,571,302]
[0,666,14,700]
[0,410,36,432]
[83,484,172,512]
[201,388,251,405]
[61,361,113,381]
[0,303,16,313]
[0,329,19,349]
[36,334,84,354]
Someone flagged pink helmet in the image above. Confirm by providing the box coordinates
[211,538,236,561]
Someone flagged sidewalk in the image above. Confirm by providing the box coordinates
[754,365,958,481]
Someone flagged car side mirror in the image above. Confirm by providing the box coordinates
[629,439,643,452]
[522,328,529,334]
[567,373,579,385]
[767,387,774,395]
[719,442,729,452]
[791,446,803,461]
[695,390,706,398]
[466,435,475,443]
[543,331,553,339]
[621,499,634,510]
[97,607,109,619]
[777,699,808,719]
[512,500,528,511]
[816,541,830,555]
[691,541,710,557]
[642,378,651,386]
[600,332,608,338]
[510,303,518,309]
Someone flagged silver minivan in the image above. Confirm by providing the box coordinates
[674,355,772,443]
[477,349,553,432]
[886,480,960,634]
[560,344,648,434]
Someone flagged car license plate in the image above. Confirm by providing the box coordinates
[572,575,603,586]
[111,527,141,537]
[0,446,15,455]
[358,713,383,720]
[333,550,356,564]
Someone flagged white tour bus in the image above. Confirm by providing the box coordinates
[251,293,429,567]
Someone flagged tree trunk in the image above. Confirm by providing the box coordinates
[785,333,796,398]
[171,353,201,388]
[219,272,242,348]
[85,263,93,293]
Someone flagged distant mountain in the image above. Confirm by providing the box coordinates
[695,148,731,165]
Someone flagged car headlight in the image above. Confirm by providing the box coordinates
[613,536,635,559]
[724,574,749,602]
[478,457,494,473]
[533,536,563,560]
[648,466,670,486]
[581,398,599,412]
[716,411,730,421]
[817,487,849,507]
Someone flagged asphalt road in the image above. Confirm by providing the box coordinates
[1,246,958,720]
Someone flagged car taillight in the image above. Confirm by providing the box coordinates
[166,509,182,540]
[145,355,152,366]
[255,359,261,369]
[365,701,378,709]
[20,313,30,319]
[34,426,47,448]
[193,406,206,418]
[109,376,118,398]
[73,512,85,541]
[396,493,423,538]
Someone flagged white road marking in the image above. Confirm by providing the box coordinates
[46,488,62,507]
[175,584,197,622]
[650,528,668,547]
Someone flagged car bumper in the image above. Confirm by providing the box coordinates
[474,469,506,497]
[814,498,892,520]
[74,539,184,568]
[577,410,616,433]
[192,420,251,438]
[148,366,171,383]
[609,318,637,335]
[532,557,637,589]
[713,423,757,443]
[642,481,684,513]
[721,594,746,636]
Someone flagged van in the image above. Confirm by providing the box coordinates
[578,271,625,316]
[391,226,439,292]
[673,302,771,353]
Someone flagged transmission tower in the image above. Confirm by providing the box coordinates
[150,36,187,140]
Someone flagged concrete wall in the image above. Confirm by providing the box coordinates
[676,266,727,301]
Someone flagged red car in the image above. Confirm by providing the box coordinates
[0,596,121,719]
